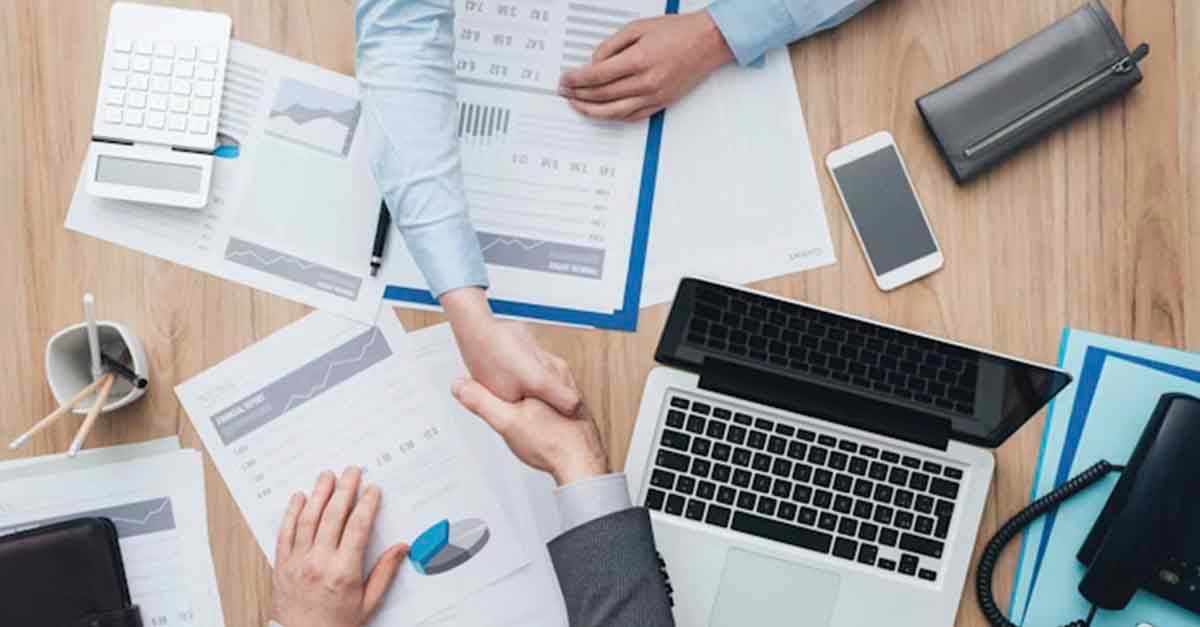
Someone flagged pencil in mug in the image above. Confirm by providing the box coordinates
[68,372,116,457]
[7,373,112,450]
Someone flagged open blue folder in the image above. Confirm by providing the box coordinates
[385,0,680,332]
[1009,328,1200,626]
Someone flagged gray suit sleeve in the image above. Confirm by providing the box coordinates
[548,507,675,627]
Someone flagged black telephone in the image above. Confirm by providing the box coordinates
[976,393,1200,627]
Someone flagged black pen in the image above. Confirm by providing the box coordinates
[370,200,391,277]
[101,353,148,389]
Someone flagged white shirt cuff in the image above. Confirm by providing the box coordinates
[554,472,633,534]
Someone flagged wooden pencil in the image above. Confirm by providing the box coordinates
[67,372,115,457]
[8,374,111,450]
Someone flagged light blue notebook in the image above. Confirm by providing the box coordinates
[1009,328,1200,626]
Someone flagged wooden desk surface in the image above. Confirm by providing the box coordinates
[2,1,1196,624]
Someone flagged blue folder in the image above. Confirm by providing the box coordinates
[385,0,679,332]
[1009,328,1200,626]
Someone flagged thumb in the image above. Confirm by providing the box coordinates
[534,375,582,418]
[452,378,515,432]
[363,543,409,618]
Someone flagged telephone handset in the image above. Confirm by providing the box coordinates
[976,393,1200,627]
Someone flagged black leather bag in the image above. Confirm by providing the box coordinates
[916,1,1148,183]
[0,518,143,627]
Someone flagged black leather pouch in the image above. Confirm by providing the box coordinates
[0,518,143,627]
[915,1,1148,183]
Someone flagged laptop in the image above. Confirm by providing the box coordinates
[625,278,1072,626]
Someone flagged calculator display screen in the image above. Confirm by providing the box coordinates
[95,155,202,193]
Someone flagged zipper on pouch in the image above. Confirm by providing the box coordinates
[963,43,1149,159]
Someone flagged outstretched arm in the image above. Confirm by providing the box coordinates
[453,380,675,627]
[355,0,579,415]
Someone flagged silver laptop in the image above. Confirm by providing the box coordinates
[625,279,1071,626]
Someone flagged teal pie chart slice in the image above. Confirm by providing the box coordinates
[410,518,490,575]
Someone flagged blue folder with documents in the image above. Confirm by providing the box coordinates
[385,0,680,332]
[1009,328,1200,626]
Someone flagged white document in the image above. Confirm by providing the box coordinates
[175,310,528,626]
[382,0,668,316]
[408,323,569,627]
[637,0,837,306]
[67,41,386,323]
[0,449,226,627]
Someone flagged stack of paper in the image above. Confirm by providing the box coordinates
[0,438,226,627]
[1010,329,1200,627]
[175,310,532,626]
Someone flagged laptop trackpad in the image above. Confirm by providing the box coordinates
[708,548,841,627]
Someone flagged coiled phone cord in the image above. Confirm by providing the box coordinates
[975,460,1123,627]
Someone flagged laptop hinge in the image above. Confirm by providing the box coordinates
[698,358,952,451]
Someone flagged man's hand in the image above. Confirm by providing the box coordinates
[452,378,609,486]
[440,287,581,416]
[271,468,409,627]
[558,11,733,122]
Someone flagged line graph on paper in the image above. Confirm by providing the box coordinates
[223,237,363,301]
[210,327,392,445]
[265,77,362,158]
[0,497,177,539]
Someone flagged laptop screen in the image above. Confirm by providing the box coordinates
[658,279,1073,448]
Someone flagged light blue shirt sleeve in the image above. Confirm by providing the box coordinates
[355,0,489,297]
[554,472,635,534]
[707,0,877,66]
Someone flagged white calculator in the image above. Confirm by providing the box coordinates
[87,2,231,209]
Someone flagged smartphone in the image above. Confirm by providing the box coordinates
[825,131,943,291]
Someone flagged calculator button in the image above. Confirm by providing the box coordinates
[132,55,151,73]
[111,53,130,70]
[172,79,191,96]
[178,44,196,60]
[197,63,217,81]
[194,82,214,98]
[128,73,149,91]
[113,38,133,53]
[191,98,211,116]
[146,111,166,129]
[105,89,125,105]
[104,106,123,123]
[127,91,147,109]
[135,40,154,55]
[175,61,194,79]
[123,109,144,126]
[199,46,219,63]
[148,93,168,111]
[169,95,190,113]
[189,116,209,134]
[154,41,175,58]
[168,113,187,131]
[151,76,171,93]
[152,58,173,75]
[108,72,128,88]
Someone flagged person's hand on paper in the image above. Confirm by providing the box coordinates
[440,287,582,416]
[558,12,733,122]
[271,467,409,627]
[452,378,610,486]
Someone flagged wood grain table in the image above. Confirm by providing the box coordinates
[2,1,1196,625]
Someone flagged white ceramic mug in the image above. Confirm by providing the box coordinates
[45,320,148,414]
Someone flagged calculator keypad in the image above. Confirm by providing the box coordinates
[105,38,220,136]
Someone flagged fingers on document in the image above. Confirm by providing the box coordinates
[316,466,362,549]
[276,492,307,561]
[565,74,647,103]
[592,23,643,63]
[295,471,336,549]
[568,96,654,121]
[363,542,410,617]
[560,52,639,89]
[341,484,381,563]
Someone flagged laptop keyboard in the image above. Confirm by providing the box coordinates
[644,393,966,582]
[685,285,980,416]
